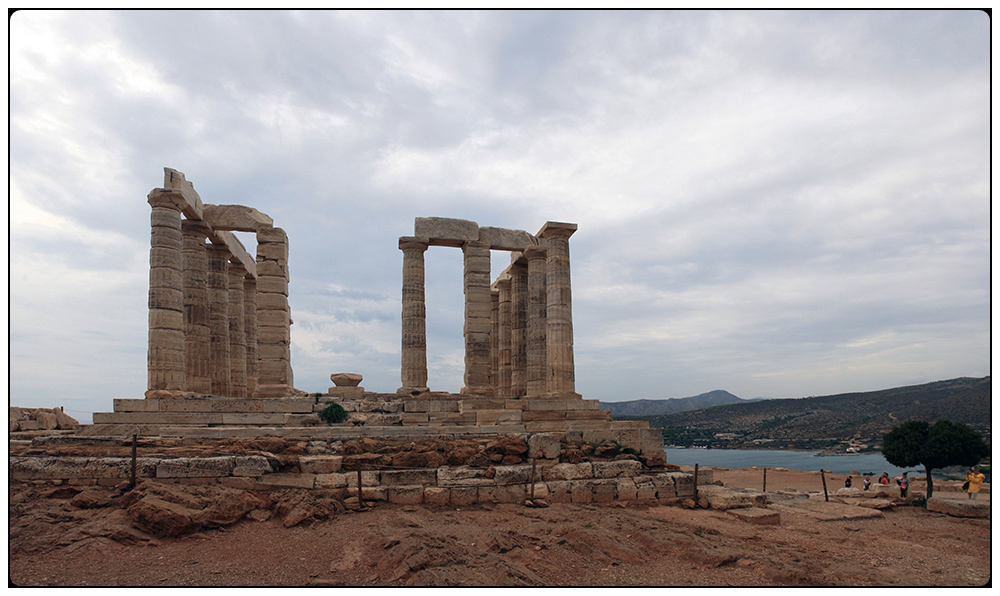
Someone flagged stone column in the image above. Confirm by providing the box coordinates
[207,244,232,397]
[228,263,248,398]
[181,219,212,395]
[146,194,186,395]
[496,277,512,399]
[490,288,500,389]
[398,237,429,394]
[244,276,258,398]
[254,226,293,397]
[462,241,494,395]
[524,246,548,396]
[538,222,579,396]
[509,261,528,398]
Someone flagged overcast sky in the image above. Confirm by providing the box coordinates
[9,10,991,423]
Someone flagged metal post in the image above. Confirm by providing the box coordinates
[357,468,363,501]
[820,469,829,502]
[693,463,699,503]
[763,467,767,492]
[130,434,138,488]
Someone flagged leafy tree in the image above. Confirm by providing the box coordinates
[318,402,348,425]
[882,420,989,499]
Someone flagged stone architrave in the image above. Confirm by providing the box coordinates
[509,261,528,398]
[244,277,258,398]
[207,244,232,397]
[462,241,494,395]
[398,237,429,394]
[181,219,212,395]
[538,222,579,396]
[254,226,293,397]
[146,193,187,394]
[228,263,248,398]
[496,277,512,398]
[523,245,548,396]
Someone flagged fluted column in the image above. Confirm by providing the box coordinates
[207,244,232,397]
[490,288,500,389]
[510,261,528,398]
[244,277,258,398]
[146,194,186,395]
[399,237,429,394]
[254,226,293,397]
[228,263,248,398]
[496,277,512,398]
[524,246,548,396]
[462,241,494,395]
[182,219,212,394]
[538,222,579,396]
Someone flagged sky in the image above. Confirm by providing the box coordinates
[9,10,991,424]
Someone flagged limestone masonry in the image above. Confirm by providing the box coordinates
[14,168,684,509]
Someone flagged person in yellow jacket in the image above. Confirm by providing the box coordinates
[965,467,986,500]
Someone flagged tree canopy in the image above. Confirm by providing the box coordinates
[882,420,989,499]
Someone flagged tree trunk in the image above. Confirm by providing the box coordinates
[924,465,934,500]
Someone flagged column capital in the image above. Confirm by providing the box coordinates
[399,236,429,251]
[537,221,577,239]
[147,189,187,211]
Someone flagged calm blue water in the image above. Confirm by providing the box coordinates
[665,448,954,479]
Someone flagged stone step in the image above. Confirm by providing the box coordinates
[93,412,293,425]
[75,424,529,439]
[113,397,315,413]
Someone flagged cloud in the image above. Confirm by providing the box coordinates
[8,10,989,417]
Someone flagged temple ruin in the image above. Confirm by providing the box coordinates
[14,168,703,509]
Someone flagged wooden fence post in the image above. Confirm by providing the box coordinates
[820,469,829,502]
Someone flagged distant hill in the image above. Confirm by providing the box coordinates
[636,377,991,449]
[600,390,746,417]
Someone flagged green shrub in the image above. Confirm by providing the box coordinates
[319,403,348,425]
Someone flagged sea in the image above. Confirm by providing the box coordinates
[665,447,973,480]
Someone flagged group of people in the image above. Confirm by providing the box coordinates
[845,467,988,499]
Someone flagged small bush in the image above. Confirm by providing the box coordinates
[319,403,348,425]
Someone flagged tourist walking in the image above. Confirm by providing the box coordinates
[965,467,986,499]
[897,472,908,498]
[844,476,852,488]
[878,472,890,485]
[863,478,871,491]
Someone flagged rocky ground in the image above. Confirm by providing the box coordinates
[9,468,990,587]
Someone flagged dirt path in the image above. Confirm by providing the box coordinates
[9,480,990,587]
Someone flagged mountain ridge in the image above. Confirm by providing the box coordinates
[600,390,748,417]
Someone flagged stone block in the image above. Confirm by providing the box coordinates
[315,473,351,489]
[114,399,159,412]
[727,507,780,525]
[221,413,288,425]
[547,481,572,503]
[616,478,638,501]
[592,460,643,479]
[361,486,387,501]
[401,412,430,425]
[544,463,593,481]
[593,483,617,503]
[571,481,593,504]
[450,487,478,506]
[254,473,316,489]
[478,226,535,251]
[476,485,502,504]
[493,465,533,485]
[522,410,566,421]
[232,456,273,477]
[388,485,425,505]
[437,466,492,486]
[380,469,437,486]
[262,399,315,413]
[926,497,990,518]
[219,477,255,490]
[636,485,657,501]
[423,487,451,506]
[529,482,549,500]
[403,400,460,413]
[415,217,479,245]
[298,456,343,474]
[156,457,235,478]
[528,434,562,459]
[497,484,527,504]
[524,422,572,433]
